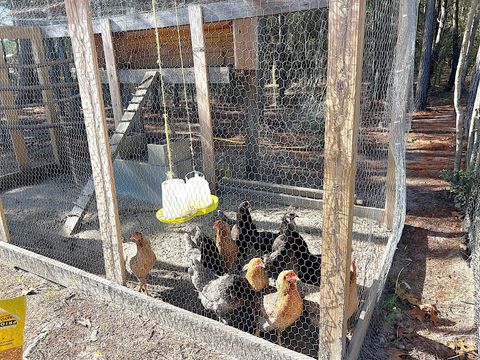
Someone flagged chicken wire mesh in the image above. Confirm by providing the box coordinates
[0,0,417,358]
[466,165,480,354]
[0,3,101,274]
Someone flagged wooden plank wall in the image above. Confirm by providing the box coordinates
[94,22,234,70]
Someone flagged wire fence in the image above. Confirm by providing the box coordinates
[467,163,480,354]
[0,0,418,358]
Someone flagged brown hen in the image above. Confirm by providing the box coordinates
[213,219,239,272]
[123,232,156,295]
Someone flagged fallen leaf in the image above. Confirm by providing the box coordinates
[448,339,478,359]
[396,287,419,306]
[418,304,440,324]
[407,303,440,324]
[407,308,427,322]
[77,317,91,328]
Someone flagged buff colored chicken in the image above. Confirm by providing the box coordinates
[213,219,239,272]
[123,232,157,295]
[256,270,304,346]
[243,257,269,292]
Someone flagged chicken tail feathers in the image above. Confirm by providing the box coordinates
[185,229,217,292]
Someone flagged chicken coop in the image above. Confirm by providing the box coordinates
[0,0,417,359]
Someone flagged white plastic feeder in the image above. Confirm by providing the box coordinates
[161,178,192,220]
[185,171,213,209]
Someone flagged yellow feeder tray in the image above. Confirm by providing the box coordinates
[156,195,219,224]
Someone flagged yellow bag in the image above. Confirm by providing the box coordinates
[0,295,26,360]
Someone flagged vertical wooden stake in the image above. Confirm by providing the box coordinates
[0,197,10,242]
[384,151,396,230]
[319,0,366,359]
[188,5,217,188]
[0,38,30,169]
[101,19,123,128]
[64,0,126,284]
[31,28,63,166]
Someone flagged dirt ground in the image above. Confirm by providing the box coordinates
[362,104,478,359]
[0,263,233,360]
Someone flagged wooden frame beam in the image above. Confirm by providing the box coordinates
[189,5,217,188]
[64,0,125,284]
[40,0,328,38]
[100,19,123,128]
[0,38,30,169]
[0,197,10,242]
[319,0,366,358]
[384,152,396,230]
[99,67,230,85]
[30,28,63,166]
[0,26,38,39]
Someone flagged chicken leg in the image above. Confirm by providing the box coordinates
[138,281,149,296]
[277,329,283,346]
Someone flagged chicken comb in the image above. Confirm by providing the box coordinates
[285,270,299,283]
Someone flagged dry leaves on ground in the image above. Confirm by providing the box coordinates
[396,287,440,325]
[407,304,440,325]
[447,339,478,360]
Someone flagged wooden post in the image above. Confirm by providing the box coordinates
[100,19,123,128]
[0,197,10,242]
[244,70,261,180]
[57,38,79,120]
[384,151,396,230]
[276,14,288,107]
[30,28,63,166]
[0,38,30,169]
[319,0,366,358]
[64,0,126,284]
[245,17,266,181]
[188,5,217,188]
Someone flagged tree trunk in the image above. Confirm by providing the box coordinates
[474,127,480,173]
[415,0,437,111]
[461,11,480,91]
[453,0,479,172]
[446,0,460,91]
[430,0,448,84]
[467,44,480,135]
[467,66,480,167]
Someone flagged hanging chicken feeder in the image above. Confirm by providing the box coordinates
[152,0,218,225]
[156,171,218,224]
